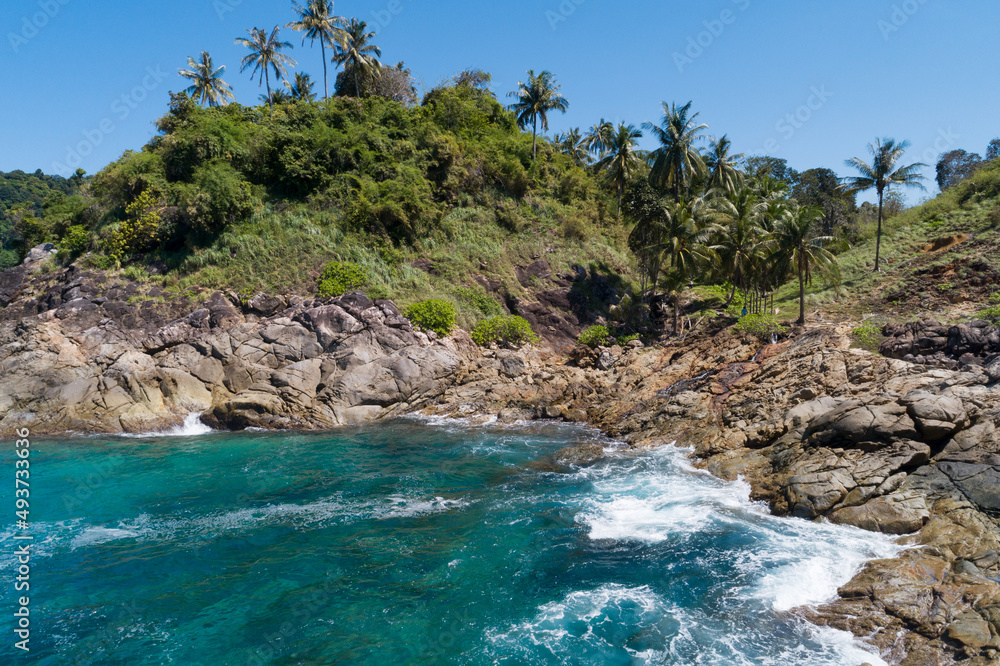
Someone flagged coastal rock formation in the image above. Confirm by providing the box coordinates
[881,318,1000,370]
[0,287,461,435]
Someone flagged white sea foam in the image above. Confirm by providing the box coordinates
[126,413,214,438]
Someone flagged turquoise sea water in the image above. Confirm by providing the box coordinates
[1,418,902,665]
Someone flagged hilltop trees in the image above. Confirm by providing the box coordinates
[842,138,926,272]
[645,101,708,200]
[595,123,644,214]
[936,150,982,191]
[508,70,569,160]
[332,18,383,98]
[285,0,342,99]
[178,51,235,107]
[235,26,297,109]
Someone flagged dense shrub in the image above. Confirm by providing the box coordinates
[851,320,885,351]
[318,261,369,297]
[176,160,257,235]
[470,315,537,347]
[105,190,161,263]
[404,299,456,337]
[454,286,504,317]
[578,325,614,348]
[734,314,786,341]
[57,224,90,261]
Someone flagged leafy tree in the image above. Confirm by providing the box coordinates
[285,0,342,100]
[842,138,926,272]
[284,71,317,101]
[335,61,416,105]
[507,70,569,160]
[705,135,744,196]
[453,69,493,92]
[987,139,1000,162]
[744,156,798,185]
[235,26,297,110]
[178,51,235,107]
[790,168,856,236]
[715,185,765,305]
[332,18,383,98]
[595,123,644,214]
[766,205,839,325]
[645,101,708,200]
[936,149,982,191]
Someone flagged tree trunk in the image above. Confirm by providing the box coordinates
[874,188,884,272]
[617,183,623,216]
[531,115,538,160]
[354,65,361,98]
[265,70,273,110]
[673,293,680,337]
[797,252,806,325]
[321,40,328,99]
[723,282,736,308]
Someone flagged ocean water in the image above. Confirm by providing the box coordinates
[0,417,902,665]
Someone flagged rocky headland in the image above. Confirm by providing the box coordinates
[3,257,1000,665]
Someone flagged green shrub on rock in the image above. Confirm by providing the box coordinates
[404,299,456,338]
[471,315,538,347]
[454,286,504,317]
[578,325,613,348]
[735,314,786,341]
[318,261,369,298]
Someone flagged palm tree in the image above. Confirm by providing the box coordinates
[596,123,644,215]
[841,138,926,271]
[555,128,591,167]
[644,101,708,200]
[705,135,744,196]
[507,70,569,160]
[285,0,342,100]
[332,18,383,98]
[715,186,765,306]
[259,89,291,106]
[767,205,840,325]
[178,51,235,107]
[235,26,297,110]
[584,119,614,156]
[285,71,316,101]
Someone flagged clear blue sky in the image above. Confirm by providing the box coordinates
[2,0,998,203]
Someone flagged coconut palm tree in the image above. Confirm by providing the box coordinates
[285,0,342,100]
[705,135,744,196]
[644,101,708,200]
[555,128,591,167]
[715,186,765,306]
[235,26,297,110]
[767,205,840,325]
[584,119,614,156]
[507,70,569,160]
[332,18,382,98]
[596,123,644,215]
[178,51,235,107]
[259,89,291,106]
[841,138,926,271]
[284,71,316,101]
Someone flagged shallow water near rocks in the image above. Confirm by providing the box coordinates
[0,419,901,664]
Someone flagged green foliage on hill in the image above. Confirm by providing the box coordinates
[0,169,82,269]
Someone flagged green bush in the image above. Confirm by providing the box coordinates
[470,315,538,347]
[318,261,369,297]
[734,314,786,341]
[578,325,614,348]
[851,320,885,351]
[454,285,504,317]
[404,299,456,337]
[57,224,91,262]
[176,160,257,235]
[616,334,640,346]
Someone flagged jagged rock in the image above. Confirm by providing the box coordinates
[22,243,57,266]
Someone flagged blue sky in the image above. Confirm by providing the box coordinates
[2,0,997,203]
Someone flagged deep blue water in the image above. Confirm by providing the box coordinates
[0,417,900,665]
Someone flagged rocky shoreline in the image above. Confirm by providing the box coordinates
[3,262,1000,664]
